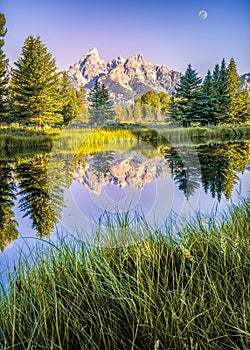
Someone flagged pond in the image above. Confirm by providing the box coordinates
[0,128,249,274]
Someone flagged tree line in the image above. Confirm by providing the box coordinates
[115,60,250,126]
[0,13,249,129]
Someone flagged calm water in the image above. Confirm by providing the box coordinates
[0,130,249,274]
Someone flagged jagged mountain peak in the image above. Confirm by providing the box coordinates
[107,56,126,70]
[67,48,182,104]
[127,53,145,61]
[86,47,99,55]
[241,72,250,90]
[80,47,100,60]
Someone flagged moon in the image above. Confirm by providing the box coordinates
[199,10,208,19]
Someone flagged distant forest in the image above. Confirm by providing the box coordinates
[0,13,249,128]
[115,60,250,126]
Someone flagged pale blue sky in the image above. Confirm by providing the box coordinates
[1,0,249,76]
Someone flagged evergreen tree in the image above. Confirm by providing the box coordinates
[173,64,203,127]
[236,87,250,124]
[212,58,230,123]
[200,70,220,125]
[0,161,18,250]
[60,71,71,123]
[60,72,81,124]
[9,35,63,129]
[164,149,200,198]
[16,154,61,238]
[67,87,81,122]
[169,94,183,124]
[226,57,247,124]
[76,84,87,119]
[88,80,115,125]
[0,13,8,122]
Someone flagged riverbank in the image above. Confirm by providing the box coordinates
[0,124,249,150]
[0,201,249,349]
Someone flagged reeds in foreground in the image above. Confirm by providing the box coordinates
[0,201,249,349]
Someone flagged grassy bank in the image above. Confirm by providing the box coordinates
[0,127,60,151]
[0,125,250,152]
[0,202,249,349]
[134,124,250,145]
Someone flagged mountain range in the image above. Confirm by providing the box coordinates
[5,49,250,106]
[72,152,170,195]
[67,48,182,105]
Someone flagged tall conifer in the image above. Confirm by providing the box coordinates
[0,13,8,121]
[226,57,248,124]
[212,59,230,123]
[88,80,114,125]
[9,35,62,129]
[173,64,203,126]
[201,70,220,125]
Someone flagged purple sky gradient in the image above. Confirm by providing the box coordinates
[1,0,249,76]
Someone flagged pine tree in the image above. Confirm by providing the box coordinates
[16,154,61,238]
[226,57,247,125]
[169,95,183,124]
[236,87,250,124]
[0,13,8,122]
[60,71,71,123]
[9,35,63,129]
[0,160,18,250]
[76,84,87,118]
[60,71,81,124]
[201,70,220,125]
[173,64,203,126]
[88,80,115,125]
[212,58,230,124]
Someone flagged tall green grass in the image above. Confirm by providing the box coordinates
[0,201,249,349]
[0,125,249,154]
[0,127,58,151]
[138,125,250,143]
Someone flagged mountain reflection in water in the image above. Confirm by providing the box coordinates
[0,139,249,250]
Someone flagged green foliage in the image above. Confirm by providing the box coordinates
[0,201,249,349]
[158,91,171,112]
[140,90,160,108]
[8,35,63,129]
[170,58,250,127]
[15,154,63,237]
[0,13,8,121]
[60,72,86,124]
[132,91,170,122]
[226,58,250,125]
[76,84,87,120]
[0,160,18,250]
[200,70,220,125]
[0,126,55,151]
[173,64,203,126]
[88,80,115,125]
[212,58,230,123]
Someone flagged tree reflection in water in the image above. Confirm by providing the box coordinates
[0,139,249,248]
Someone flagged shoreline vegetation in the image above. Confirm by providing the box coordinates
[0,201,249,349]
[0,124,250,152]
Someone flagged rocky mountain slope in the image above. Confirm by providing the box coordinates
[67,48,182,105]
[72,152,170,195]
[241,73,250,91]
